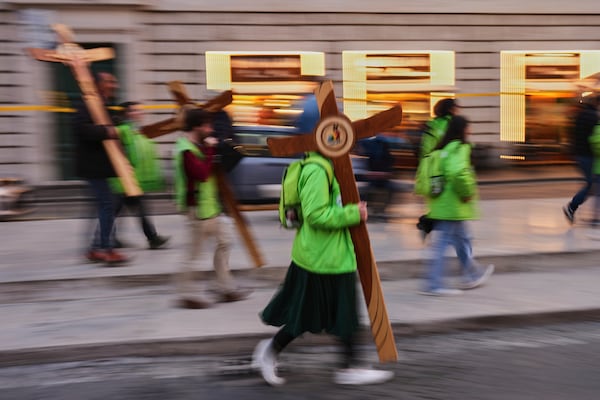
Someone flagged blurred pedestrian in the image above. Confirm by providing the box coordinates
[587,111,600,225]
[106,101,170,250]
[358,135,394,221]
[419,98,459,159]
[252,151,393,386]
[563,94,600,224]
[416,98,459,239]
[420,115,493,296]
[173,108,249,309]
[74,71,129,265]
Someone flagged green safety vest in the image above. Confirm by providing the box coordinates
[173,137,221,219]
[109,122,164,193]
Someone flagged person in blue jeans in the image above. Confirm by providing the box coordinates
[420,116,493,296]
[74,71,129,265]
[563,95,599,224]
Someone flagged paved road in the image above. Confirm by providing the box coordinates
[1,321,598,400]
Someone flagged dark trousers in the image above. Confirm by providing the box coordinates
[570,155,594,212]
[113,195,157,241]
[87,179,115,250]
[272,327,355,369]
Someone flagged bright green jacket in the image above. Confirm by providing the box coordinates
[173,137,221,219]
[426,140,479,221]
[291,152,361,275]
[419,115,452,159]
[589,125,600,174]
[109,122,164,193]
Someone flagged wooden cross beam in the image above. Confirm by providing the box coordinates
[142,81,265,268]
[27,24,141,197]
[267,80,402,363]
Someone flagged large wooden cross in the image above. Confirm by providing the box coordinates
[27,24,141,197]
[142,81,265,268]
[267,81,402,362]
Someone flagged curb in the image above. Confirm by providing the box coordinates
[2,249,600,292]
[2,308,600,368]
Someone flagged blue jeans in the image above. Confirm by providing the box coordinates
[594,174,600,221]
[92,194,157,246]
[570,155,594,212]
[425,220,481,291]
[87,179,115,250]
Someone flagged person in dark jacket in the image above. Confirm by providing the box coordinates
[74,71,129,264]
[98,101,170,250]
[563,95,600,224]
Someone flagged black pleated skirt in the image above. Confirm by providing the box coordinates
[260,262,359,340]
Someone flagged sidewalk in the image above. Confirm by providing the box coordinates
[2,194,600,366]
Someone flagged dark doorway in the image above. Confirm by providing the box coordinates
[52,42,119,179]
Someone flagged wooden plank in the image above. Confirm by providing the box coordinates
[237,203,278,212]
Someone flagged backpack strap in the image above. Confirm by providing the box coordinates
[302,155,334,186]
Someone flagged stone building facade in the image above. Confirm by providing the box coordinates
[1,1,599,184]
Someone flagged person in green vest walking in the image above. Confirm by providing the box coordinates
[104,101,170,250]
[252,151,394,386]
[416,98,460,240]
[420,115,494,296]
[173,108,249,309]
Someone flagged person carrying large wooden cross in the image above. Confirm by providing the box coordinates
[252,81,401,386]
[173,108,251,309]
[142,81,265,270]
[27,24,140,264]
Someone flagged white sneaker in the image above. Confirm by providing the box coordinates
[334,367,394,385]
[459,264,494,290]
[419,288,463,296]
[252,339,285,386]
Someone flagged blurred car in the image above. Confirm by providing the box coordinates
[227,125,298,203]
[227,125,368,203]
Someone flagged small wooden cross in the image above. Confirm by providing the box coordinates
[27,24,141,197]
[267,81,402,363]
[142,81,265,268]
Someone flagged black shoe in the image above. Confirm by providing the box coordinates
[177,298,211,309]
[219,289,251,303]
[149,235,170,250]
[562,204,574,224]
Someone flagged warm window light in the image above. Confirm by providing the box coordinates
[205,51,325,91]
[500,155,526,161]
[500,50,600,146]
[342,50,455,121]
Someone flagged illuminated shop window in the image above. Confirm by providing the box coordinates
[205,51,325,128]
[343,51,454,120]
[501,50,600,161]
[342,51,454,168]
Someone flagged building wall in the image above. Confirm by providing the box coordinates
[1,1,600,183]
